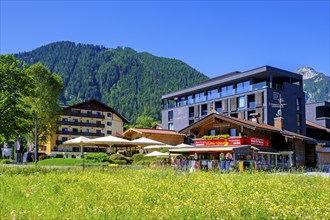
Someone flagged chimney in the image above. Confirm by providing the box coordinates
[274,117,284,130]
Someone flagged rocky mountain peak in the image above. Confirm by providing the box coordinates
[295,66,320,79]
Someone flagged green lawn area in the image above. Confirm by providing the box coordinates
[0,167,329,219]
[32,158,84,166]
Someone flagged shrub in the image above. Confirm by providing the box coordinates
[85,153,109,163]
[109,154,133,165]
[109,154,125,161]
[0,159,14,164]
[132,154,144,163]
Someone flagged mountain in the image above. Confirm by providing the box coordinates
[296,67,330,103]
[15,41,208,123]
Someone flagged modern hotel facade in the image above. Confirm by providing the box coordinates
[162,66,306,135]
[43,100,128,155]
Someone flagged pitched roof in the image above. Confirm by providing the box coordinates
[122,128,185,137]
[63,99,129,123]
[306,121,330,133]
[180,113,316,142]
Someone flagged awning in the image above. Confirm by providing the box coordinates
[169,145,250,153]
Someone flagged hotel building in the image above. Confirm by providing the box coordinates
[44,100,128,155]
[162,66,306,135]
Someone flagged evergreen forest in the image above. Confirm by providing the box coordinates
[16,41,208,123]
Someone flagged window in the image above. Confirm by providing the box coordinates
[168,123,174,130]
[107,113,113,118]
[96,130,101,134]
[230,128,237,137]
[296,98,302,111]
[208,89,219,100]
[72,128,78,132]
[95,111,101,115]
[72,118,78,122]
[96,121,101,125]
[107,130,112,135]
[168,111,173,121]
[297,114,302,127]
[188,95,194,104]
[87,111,92,115]
[215,101,222,113]
[107,122,112,126]
[179,97,187,106]
[62,137,68,141]
[86,129,90,133]
[237,81,250,93]
[297,129,302,134]
[62,128,68,132]
[221,85,234,97]
[201,104,208,116]
[238,96,245,108]
[209,130,216,136]
[189,107,194,118]
[62,118,68,122]
[248,94,255,108]
[195,92,206,103]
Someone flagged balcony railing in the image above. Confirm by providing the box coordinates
[57,121,105,128]
[56,131,105,137]
[163,81,281,110]
[63,111,105,119]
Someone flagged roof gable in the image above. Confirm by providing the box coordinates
[180,113,315,142]
[63,99,128,123]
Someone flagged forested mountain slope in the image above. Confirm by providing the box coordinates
[16,41,208,122]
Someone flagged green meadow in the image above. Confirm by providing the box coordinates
[0,166,329,219]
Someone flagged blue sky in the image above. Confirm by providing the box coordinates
[1,1,329,77]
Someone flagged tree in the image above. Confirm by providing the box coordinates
[134,116,154,128]
[24,62,64,143]
[0,55,63,144]
[0,55,35,140]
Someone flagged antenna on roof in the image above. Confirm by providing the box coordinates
[269,93,286,118]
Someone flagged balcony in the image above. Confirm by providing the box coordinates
[56,130,105,137]
[63,111,105,119]
[163,81,282,110]
[57,121,105,128]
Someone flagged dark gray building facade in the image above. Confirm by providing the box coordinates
[162,66,306,135]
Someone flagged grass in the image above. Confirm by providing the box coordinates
[29,158,84,166]
[0,167,329,219]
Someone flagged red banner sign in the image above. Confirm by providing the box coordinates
[248,137,270,147]
[194,137,270,147]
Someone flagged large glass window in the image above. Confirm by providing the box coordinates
[188,95,194,104]
[179,97,187,106]
[236,81,250,93]
[208,89,219,100]
[221,85,234,97]
[215,101,222,113]
[195,92,206,103]
[238,96,245,108]
[201,104,208,116]
[168,111,173,121]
